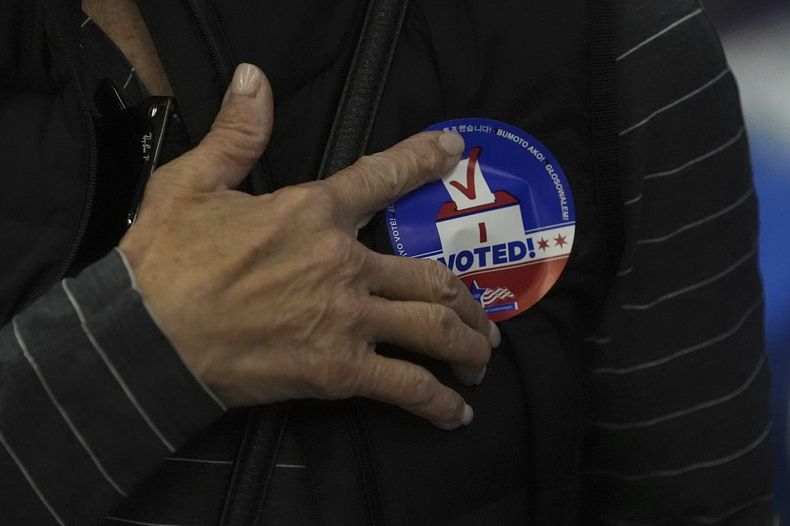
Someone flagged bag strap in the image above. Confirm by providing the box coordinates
[317,0,410,180]
[219,406,290,526]
[219,2,408,524]
[590,0,623,273]
[529,3,621,523]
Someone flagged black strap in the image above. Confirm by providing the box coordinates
[317,0,410,180]
[530,4,621,524]
[219,406,290,526]
[219,2,408,525]
[589,0,623,273]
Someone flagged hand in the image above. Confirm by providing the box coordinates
[119,64,500,430]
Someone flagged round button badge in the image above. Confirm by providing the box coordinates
[385,118,576,322]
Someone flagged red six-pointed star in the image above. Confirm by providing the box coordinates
[537,238,550,251]
[554,234,567,248]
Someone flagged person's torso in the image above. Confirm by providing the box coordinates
[1,1,606,524]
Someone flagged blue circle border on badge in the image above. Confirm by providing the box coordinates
[385,118,576,322]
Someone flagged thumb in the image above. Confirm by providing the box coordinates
[166,63,274,193]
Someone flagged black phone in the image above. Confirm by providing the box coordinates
[68,80,174,274]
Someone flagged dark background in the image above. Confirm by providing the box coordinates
[702,0,790,519]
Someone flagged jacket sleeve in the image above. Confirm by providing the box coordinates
[0,249,225,526]
[580,1,774,523]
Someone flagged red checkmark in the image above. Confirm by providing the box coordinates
[449,147,482,200]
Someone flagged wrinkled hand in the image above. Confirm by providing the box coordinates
[119,64,499,430]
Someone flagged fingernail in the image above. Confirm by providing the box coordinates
[461,404,474,426]
[488,321,501,348]
[473,366,487,386]
[230,63,262,97]
[438,132,465,156]
[455,365,483,386]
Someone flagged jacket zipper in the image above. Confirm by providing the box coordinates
[346,406,382,526]
[57,1,220,281]
[54,1,225,280]
[49,6,98,280]
[184,0,270,196]
[183,0,231,87]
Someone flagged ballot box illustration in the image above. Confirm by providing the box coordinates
[435,147,529,262]
[385,128,576,322]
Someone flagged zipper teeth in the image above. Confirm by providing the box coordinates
[346,407,379,526]
[52,8,98,280]
[183,0,273,197]
[60,0,224,281]
[183,0,229,86]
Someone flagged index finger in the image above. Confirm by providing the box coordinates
[322,131,465,229]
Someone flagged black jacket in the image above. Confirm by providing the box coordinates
[0,1,773,525]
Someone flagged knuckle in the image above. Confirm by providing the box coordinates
[314,362,351,400]
[346,155,388,192]
[433,306,461,339]
[329,292,367,331]
[366,151,410,196]
[427,306,489,367]
[305,182,340,213]
[426,260,460,306]
[321,232,363,277]
[310,345,360,400]
[212,113,268,152]
[203,129,264,167]
[406,372,463,427]
[275,184,338,222]
[351,154,377,172]
[405,369,439,409]
[400,136,445,169]
[426,306,462,350]
[322,229,350,254]
[276,185,316,208]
